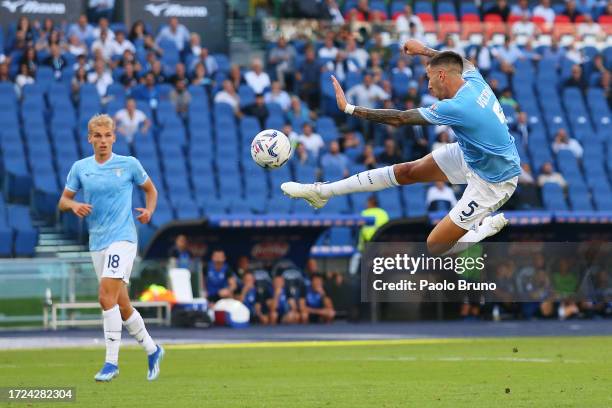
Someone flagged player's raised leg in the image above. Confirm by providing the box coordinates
[95,277,124,382]
[118,287,164,381]
[281,153,448,208]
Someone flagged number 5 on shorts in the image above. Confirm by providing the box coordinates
[460,200,479,221]
[107,254,120,269]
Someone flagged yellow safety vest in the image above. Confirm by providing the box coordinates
[358,207,390,251]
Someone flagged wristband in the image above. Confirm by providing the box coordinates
[344,104,355,115]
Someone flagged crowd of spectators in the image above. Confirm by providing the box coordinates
[168,235,337,324]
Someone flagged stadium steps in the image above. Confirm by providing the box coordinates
[34,223,89,259]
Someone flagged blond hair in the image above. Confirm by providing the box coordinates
[87,114,115,134]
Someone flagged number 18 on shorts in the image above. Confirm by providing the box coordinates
[91,241,138,283]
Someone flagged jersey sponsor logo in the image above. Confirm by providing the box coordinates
[144,2,208,18]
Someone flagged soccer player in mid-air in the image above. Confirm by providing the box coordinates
[282,39,521,255]
[58,114,164,382]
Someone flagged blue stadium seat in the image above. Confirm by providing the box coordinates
[541,183,568,211]
[266,197,291,214]
[377,188,404,219]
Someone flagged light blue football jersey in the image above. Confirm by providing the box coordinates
[418,68,521,183]
[65,154,148,251]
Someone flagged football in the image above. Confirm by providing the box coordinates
[250,129,292,169]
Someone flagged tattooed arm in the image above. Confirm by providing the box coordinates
[330,75,430,127]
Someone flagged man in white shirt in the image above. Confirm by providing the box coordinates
[244,58,271,94]
[426,182,457,210]
[345,73,389,109]
[537,162,567,189]
[112,31,135,58]
[91,30,116,62]
[114,98,151,143]
[345,37,369,70]
[318,33,338,60]
[68,14,95,44]
[533,0,555,23]
[577,13,604,39]
[512,14,537,39]
[264,81,291,111]
[92,17,114,40]
[552,128,583,159]
[155,17,190,52]
[395,5,423,40]
[87,58,113,96]
[214,80,240,112]
[298,123,325,158]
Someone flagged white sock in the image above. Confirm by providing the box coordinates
[442,220,497,256]
[124,309,157,355]
[319,166,399,198]
[103,305,122,365]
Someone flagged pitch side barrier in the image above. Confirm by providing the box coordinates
[141,215,375,269]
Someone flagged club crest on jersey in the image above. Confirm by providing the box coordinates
[114,168,123,177]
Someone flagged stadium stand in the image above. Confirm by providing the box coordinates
[0,1,609,257]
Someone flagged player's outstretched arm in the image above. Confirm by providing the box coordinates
[136,178,157,224]
[331,75,430,126]
[58,189,92,218]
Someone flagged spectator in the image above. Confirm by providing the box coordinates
[20,47,38,76]
[346,73,389,109]
[519,163,535,185]
[440,35,465,57]
[552,128,583,159]
[71,67,88,101]
[244,58,271,94]
[268,36,295,88]
[533,0,555,24]
[87,0,115,23]
[129,20,146,43]
[510,0,531,18]
[537,162,567,189]
[499,88,519,111]
[351,0,372,21]
[67,34,87,57]
[492,35,523,71]
[119,62,138,90]
[68,14,95,44]
[132,72,159,108]
[15,64,34,97]
[298,122,325,158]
[345,37,369,70]
[432,130,451,151]
[564,64,587,91]
[512,163,543,209]
[321,140,350,178]
[203,250,237,303]
[552,258,580,319]
[87,58,113,97]
[427,182,457,211]
[112,30,135,57]
[191,62,212,90]
[562,0,583,22]
[299,274,335,323]
[227,63,243,90]
[318,32,338,59]
[541,37,564,64]
[357,195,389,251]
[198,48,218,77]
[287,95,312,125]
[264,81,291,111]
[295,46,321,109]
[44,44,67,79]
[16,16,34,46]
[214,80,240,113]
[396,4,423,42]
[169,62,189,87]
[269,275,300,324]
[143,35,163,58]
[564,41,584,65]
[168,234,194,270]
[282,123,300,147]
[156,17,190,52]
[487,0,512,21]
[589,55,610,90]
[243,94,269,129]
[512,13,538,39]
[150,60,167,84]
[187,33,202,58]
[377,139,403,165]
[468,43,493,77]
[91,29,116,62]
[358,144,378,169]
[92,17,114,40]
[325,0,345,25]
[238,272,271,324]
[294,142,317,167]
[369,32,391,67]
[392,57,413,78]
[325,50,359,82]
[114,98,151,143]
[340,131,363,157]
[170,80,192,118]
[511,111,530,146]
[515,254,554,318]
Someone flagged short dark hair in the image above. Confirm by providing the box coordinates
[429,51,463,72]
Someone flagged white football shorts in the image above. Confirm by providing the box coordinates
[91,241,137,284]
[432,143,518,230]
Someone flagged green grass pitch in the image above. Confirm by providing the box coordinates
[1,336,611,407]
